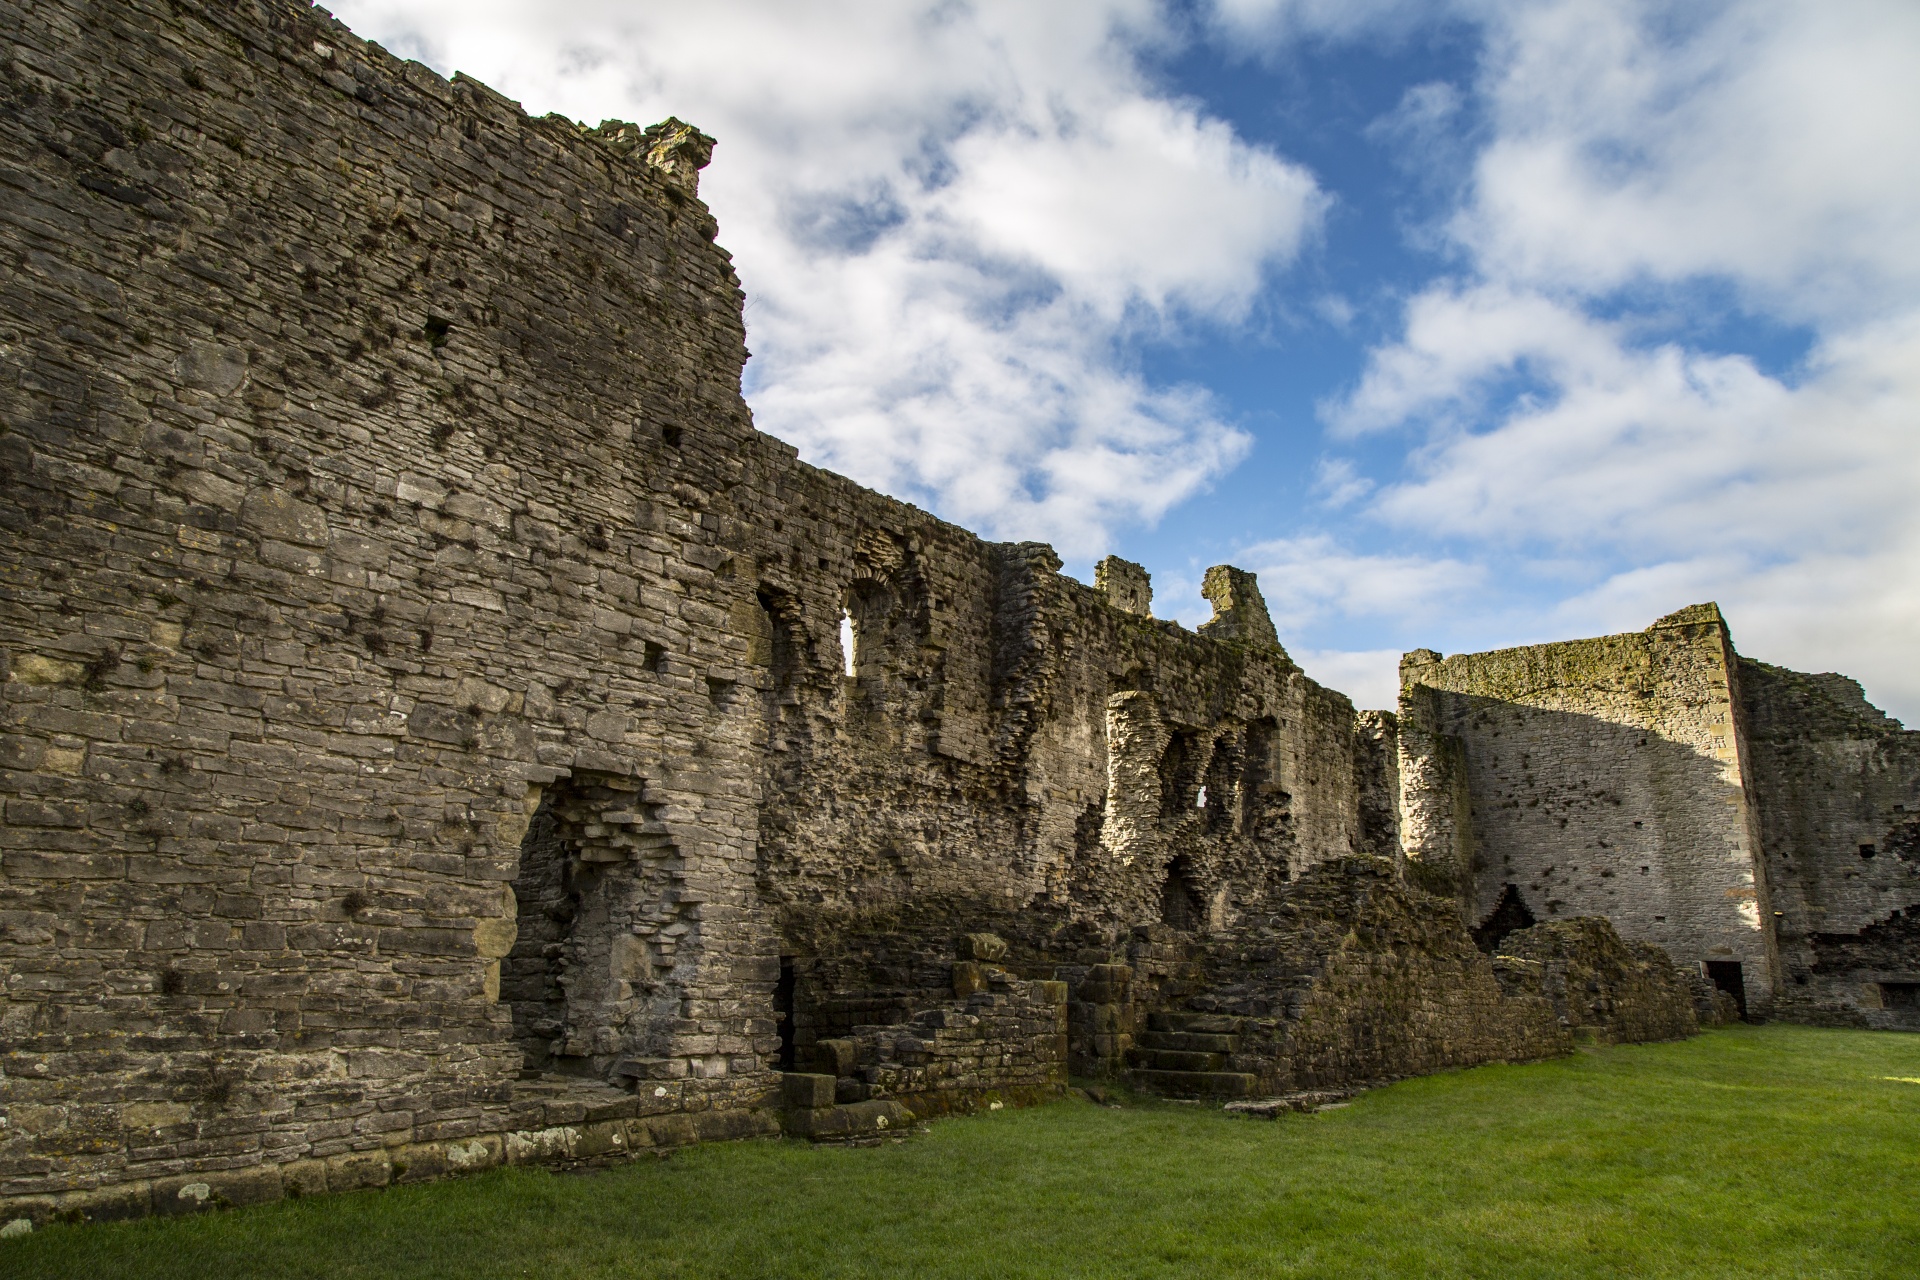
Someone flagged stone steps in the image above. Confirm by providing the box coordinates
[1126,1047,1225,1072]
[1136,1030,1238,1054]
[1128,1068,1259,1098]
[1146,1011,1243,1035]
[1127,1012,1255,1099]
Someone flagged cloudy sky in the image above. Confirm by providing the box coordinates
[332,0,1920,720]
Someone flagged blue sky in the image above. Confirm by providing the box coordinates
[334,0,1920,719]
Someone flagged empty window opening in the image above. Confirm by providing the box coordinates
[754,587,805,697]
[1158,730,1204,818]
[1704,960,1749,1020]
[840,581,903,699]
[1881,982,1920,1009]
[642,641,666,673]
[775,957,799,1070]
[1472,884,1536,953]
[1860,844,1877,859]
[1201,728,1245,835]
[1161,855,1203,932]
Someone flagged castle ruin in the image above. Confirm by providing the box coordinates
[2,0,1915,1224]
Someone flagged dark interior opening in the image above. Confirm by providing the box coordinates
[1705,960,1749,1020]
[774,956,798,1071]
[1472,883,1536,953]
[1881,981,1920,1009]
[502,791,576,1075]
[1201,729,1242,834]
[1161,855,1203,932]
[1158,730,1204,817]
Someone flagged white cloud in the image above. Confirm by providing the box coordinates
[1304,0,1920,721]
[1362,297,1920,557]
[1310,457,1372,507]
[1365,80,1464,157]
[1234,534,1485,631]
[1463,0,1920,320]
[1209,0,1432,46]
[1291,649,1405,712]
[332,0,1322,555]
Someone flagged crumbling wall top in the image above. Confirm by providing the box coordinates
[590,116,717,196]
[1094,556,1152,617]
[1198,565,1282,654]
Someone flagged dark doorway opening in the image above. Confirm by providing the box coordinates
[1705,960,1748,1020]
[1161,855,1203,932]
[503,792,574,1075]
[1881,981,1920,1009]
[1472,884,1536,953]
[774,956,798,1070]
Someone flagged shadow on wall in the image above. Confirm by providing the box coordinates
[1409,692,1772,1013]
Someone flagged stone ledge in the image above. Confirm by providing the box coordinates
[0,1106,781,1228]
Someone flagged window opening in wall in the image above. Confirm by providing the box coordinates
[839,610,856,678]
[1161,855,1203,931]
[1471,883,1535,953]
[1704,960,1748,1020]
[1881,982,1920,1008]
[775,957,798,1070]
[1860,844,1877,858]
[1158,730,1203,818]
[1202,728,1244,836]
[757,592,807,707]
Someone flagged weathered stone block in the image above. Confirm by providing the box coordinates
[780,1100,910,1141]
[961,933,1008,962]
[812,1038,857,1077]
[952,962,988,998]
[780,1073,836,1110]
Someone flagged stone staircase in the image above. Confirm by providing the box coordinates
[1126,1011,1258,1098]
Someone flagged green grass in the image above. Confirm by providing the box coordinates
[6,1026,1918,1279]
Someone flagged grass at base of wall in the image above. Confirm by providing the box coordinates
[5,1026,1917,1279]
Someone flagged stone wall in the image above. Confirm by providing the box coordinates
[1739,660,1920,1027]
[1,0,791,1213]
[0,0,1445,1219]
[0,0,1789,1227]
[1181,859,1573,1095]
[1400,606,1920,1029]
[1491,918,1699,1045]
[1397,606,1778,1014]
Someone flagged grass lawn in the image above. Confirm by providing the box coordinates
[4,1025,1917,1279]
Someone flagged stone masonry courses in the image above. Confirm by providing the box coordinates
[0,0,1909,1227]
